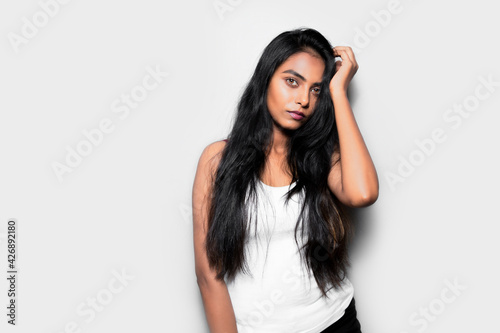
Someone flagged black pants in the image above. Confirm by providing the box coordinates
[319,297,362,333]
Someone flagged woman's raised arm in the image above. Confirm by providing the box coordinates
[327,46,379,207]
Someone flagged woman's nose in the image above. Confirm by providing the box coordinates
[295,89,310,108]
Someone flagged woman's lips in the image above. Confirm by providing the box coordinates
[287,111,305,120]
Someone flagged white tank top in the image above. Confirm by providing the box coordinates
[224,180,354,333]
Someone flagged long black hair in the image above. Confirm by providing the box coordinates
[205,27,353,298]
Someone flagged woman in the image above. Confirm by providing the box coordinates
[192,28,378,333]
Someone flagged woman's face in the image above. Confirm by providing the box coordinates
[266,51,325,130]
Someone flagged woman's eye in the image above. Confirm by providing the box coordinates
[286,78,298,86]
[312,87,321,95]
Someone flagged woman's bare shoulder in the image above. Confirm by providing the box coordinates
[207,139,228,150]
[202,139,227,158]
[197,139,228,175]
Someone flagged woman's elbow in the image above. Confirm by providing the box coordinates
[347,189,379,207]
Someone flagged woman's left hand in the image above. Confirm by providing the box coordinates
[329,46,359,96]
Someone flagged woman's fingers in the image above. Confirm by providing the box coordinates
[335,60,342,72]
[330,46,359,92]
[333,46,358,70]
[335,49,357,69]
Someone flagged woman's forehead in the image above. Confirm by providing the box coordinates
[276,51,325,81]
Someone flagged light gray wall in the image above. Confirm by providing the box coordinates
[0,0,498,332]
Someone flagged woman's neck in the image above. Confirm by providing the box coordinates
[269,125,290,156]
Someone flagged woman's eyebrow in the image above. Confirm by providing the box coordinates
[281,69,321,85]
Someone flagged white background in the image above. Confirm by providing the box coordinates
[1,0,499,332]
